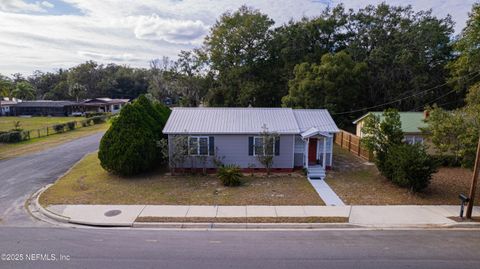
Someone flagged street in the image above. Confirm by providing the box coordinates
[0,132,104,226]
[0,227,479,269]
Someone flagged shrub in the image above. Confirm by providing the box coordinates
[431,155,462,167]
[85,112,109,118]
[91,116,107,124]
[66,121,76,131]
[81,120,89,127]
[53,124,65,133]
[0,131,23,143]
[217,164,243,186]
[384,143,437,192]
[98,104,158,176]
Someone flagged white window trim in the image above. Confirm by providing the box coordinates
[253,136,276,156]
[188,136,209,156]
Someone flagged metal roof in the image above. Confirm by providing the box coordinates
[163,107,339,135]
[13,100,75,107]
[292,109,340,133]
[352,112,427,133]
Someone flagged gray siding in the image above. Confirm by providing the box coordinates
[168,134,295,169]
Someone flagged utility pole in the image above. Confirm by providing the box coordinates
[466,136,480,219]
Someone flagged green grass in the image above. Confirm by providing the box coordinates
[0,116,84,132]
[0,122,109,160]
[40,153,324,206]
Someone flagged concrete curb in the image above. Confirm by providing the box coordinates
[32,184,71,224]
[132,222,361,229]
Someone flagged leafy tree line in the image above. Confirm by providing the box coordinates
[1,3,478,129]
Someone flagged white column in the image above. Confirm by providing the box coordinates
[323,137,327,168]
[305,138,309,169]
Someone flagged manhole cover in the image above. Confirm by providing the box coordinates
[104,210,121,217]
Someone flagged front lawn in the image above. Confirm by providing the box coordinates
[0,122,109,159]
[0,116,83,132]
[326,145,479,205]
[40,153,324,206]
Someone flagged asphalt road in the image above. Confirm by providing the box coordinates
[0,132,104,226]
[0,228,479,269]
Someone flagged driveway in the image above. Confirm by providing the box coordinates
[0,132,104,226]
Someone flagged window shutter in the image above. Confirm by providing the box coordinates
[209,136,215,156]
[275,136,280,156]
[248,137,254,156]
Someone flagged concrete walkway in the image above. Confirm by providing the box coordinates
[43,204,480,228]
[307,178,345,206]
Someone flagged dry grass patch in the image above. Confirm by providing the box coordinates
[0,123,108,160]
[325,145,479,205]
[40,153,324,206]
[136,216,347,223]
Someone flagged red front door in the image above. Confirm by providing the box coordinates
[308,138,317,164]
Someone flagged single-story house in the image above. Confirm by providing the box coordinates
[11,100,75,116]
[353,111,428,144]
[163,107,339,178]
[0,99,17,116]
[69,98,129,114]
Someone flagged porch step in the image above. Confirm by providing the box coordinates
[307,166,326,180]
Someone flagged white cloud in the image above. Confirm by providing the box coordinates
[0,0,476,75]
[128,14,208,44]
[40,1,54,9]
[0,0,51,12]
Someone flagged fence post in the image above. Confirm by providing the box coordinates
[348,134,351,152]
[357,138,361,156]
[46,127,49,136]
[340,131,344,147]
[37,129,40,138]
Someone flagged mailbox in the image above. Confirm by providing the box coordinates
[459,194,470,218]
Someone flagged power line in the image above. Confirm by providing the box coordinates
[332,70,480,116]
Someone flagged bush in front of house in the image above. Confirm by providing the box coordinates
[98,104,158,176]
[53,123,66,133]
[217,164,243,186]
[85,112,110,118]
[431,155,462,167]
[384,143,437,192]
[67,121,76,131]
[0,131,23,143]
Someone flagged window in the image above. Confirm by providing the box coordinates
[113,104,120,110]
[188,136,209,156]
[405,136,424,145]
[253,136,275,156]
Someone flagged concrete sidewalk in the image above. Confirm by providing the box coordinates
[43,203,480,228]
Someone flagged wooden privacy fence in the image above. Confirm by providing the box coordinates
[334,130,372,161]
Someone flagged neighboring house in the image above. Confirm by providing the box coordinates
[0,99,17,116]
[69,98,129,114]
[353,111,428,145]
[163,108,339,178]
[11,100,75,116]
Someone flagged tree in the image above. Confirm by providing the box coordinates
[0,75,13,98]
[169,135,188,174]
[98,104,158,176]
[282,51,367,127]
[255,124,279,175]
[425,83,480,167]
[203,5,275,107]
[361,109,404,176]
[448,3,480,94]
[69,83,87,102]
[11,81,36,100]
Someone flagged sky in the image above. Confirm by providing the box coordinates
[0,0,476,75]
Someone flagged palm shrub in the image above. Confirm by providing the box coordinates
[384,143,437,192]
[217,164,243,186]
[98,104,158,176]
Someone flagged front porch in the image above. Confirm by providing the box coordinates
[297,127,334,180]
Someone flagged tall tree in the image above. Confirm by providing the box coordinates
[11,81,36,100]
[202,5,274,106]
[448,3,480,97]
[282,51,367,127]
